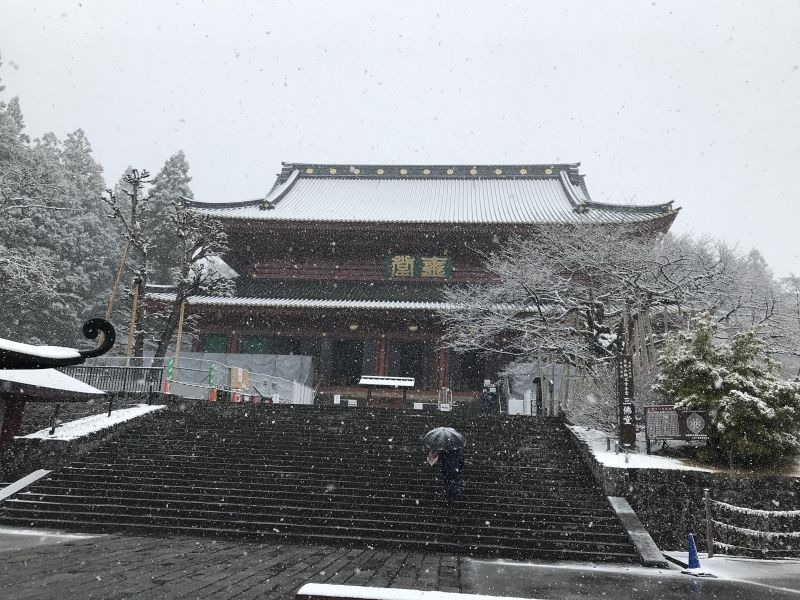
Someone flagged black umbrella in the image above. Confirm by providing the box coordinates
[422,427,465,451]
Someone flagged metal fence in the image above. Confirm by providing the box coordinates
[68,356,313,405]
[61,365,163,394]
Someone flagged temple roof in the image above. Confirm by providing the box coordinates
[147,278,474,311]
[187,162,678,226]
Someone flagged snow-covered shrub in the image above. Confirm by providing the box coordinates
[652,316,800,465]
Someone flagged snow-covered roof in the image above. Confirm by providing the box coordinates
[187,163,678,226]
[0,368,105,399]
[198,255,239,279]
[0,338,81,361]
[147,292,459,311]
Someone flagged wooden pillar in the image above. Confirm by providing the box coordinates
[228,331,240,354]
[376,337,389,376]
[435,346,451,389]
[318,337,332,386]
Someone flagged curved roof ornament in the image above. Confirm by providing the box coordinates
[0,318,116,369]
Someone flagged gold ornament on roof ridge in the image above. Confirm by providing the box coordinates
[376,168,385,175]
[305,168,314,174]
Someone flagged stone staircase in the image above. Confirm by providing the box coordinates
[0,406,639,562]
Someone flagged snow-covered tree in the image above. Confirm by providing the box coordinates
[103,154,233,359]
[146,151,193,284]
[439,226,731,373]
[102,168,154,357]
[150,197,233,359]
[653,316,800,465]
[715,249,797,358]
[0,60,117,344]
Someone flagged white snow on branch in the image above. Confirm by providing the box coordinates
[19,404,165,441]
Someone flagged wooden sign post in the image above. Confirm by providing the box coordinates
[617,354,636,447]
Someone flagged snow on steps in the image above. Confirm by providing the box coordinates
[18,404,165,441]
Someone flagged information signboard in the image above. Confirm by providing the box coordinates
[644,405,711,453]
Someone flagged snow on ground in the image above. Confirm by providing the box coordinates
[19,404,165,441]
[296,584,530,600]
[568,425,719,472]
[665,552,800,592]
[0,527,98,554]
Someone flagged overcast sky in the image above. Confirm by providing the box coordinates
[1,1,798,276]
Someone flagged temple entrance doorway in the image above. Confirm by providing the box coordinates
[388,340,433,389]
[453,350,487,392]
[330,340,365,386]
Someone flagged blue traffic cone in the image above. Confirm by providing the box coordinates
[687,533,701,569]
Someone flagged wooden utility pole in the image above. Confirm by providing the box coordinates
[125,283,140,367]
[105,241,130,320]
[173,299,186,370]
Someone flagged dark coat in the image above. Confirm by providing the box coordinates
[480,391,495,412]
[440,450,464,497]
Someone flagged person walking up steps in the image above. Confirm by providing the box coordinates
[422,426,466,505]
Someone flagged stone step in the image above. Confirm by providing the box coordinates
[22,482,614,514]
[0,515,639,562]
[69,456,589,477]
[1,499,630,543]
[10,492,622,529]
[0,408,638,563]
[49,468,600,496]
[0,506,635,555]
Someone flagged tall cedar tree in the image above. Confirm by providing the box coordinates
[0,58,118,344]
[147,151,192,284]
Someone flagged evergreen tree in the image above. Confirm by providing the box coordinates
[653,316,800,465]
[146,151,193,284]
[0,62,115,345]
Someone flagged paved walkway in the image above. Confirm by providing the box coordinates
[0,534,469,599]
[2,531,799,599]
